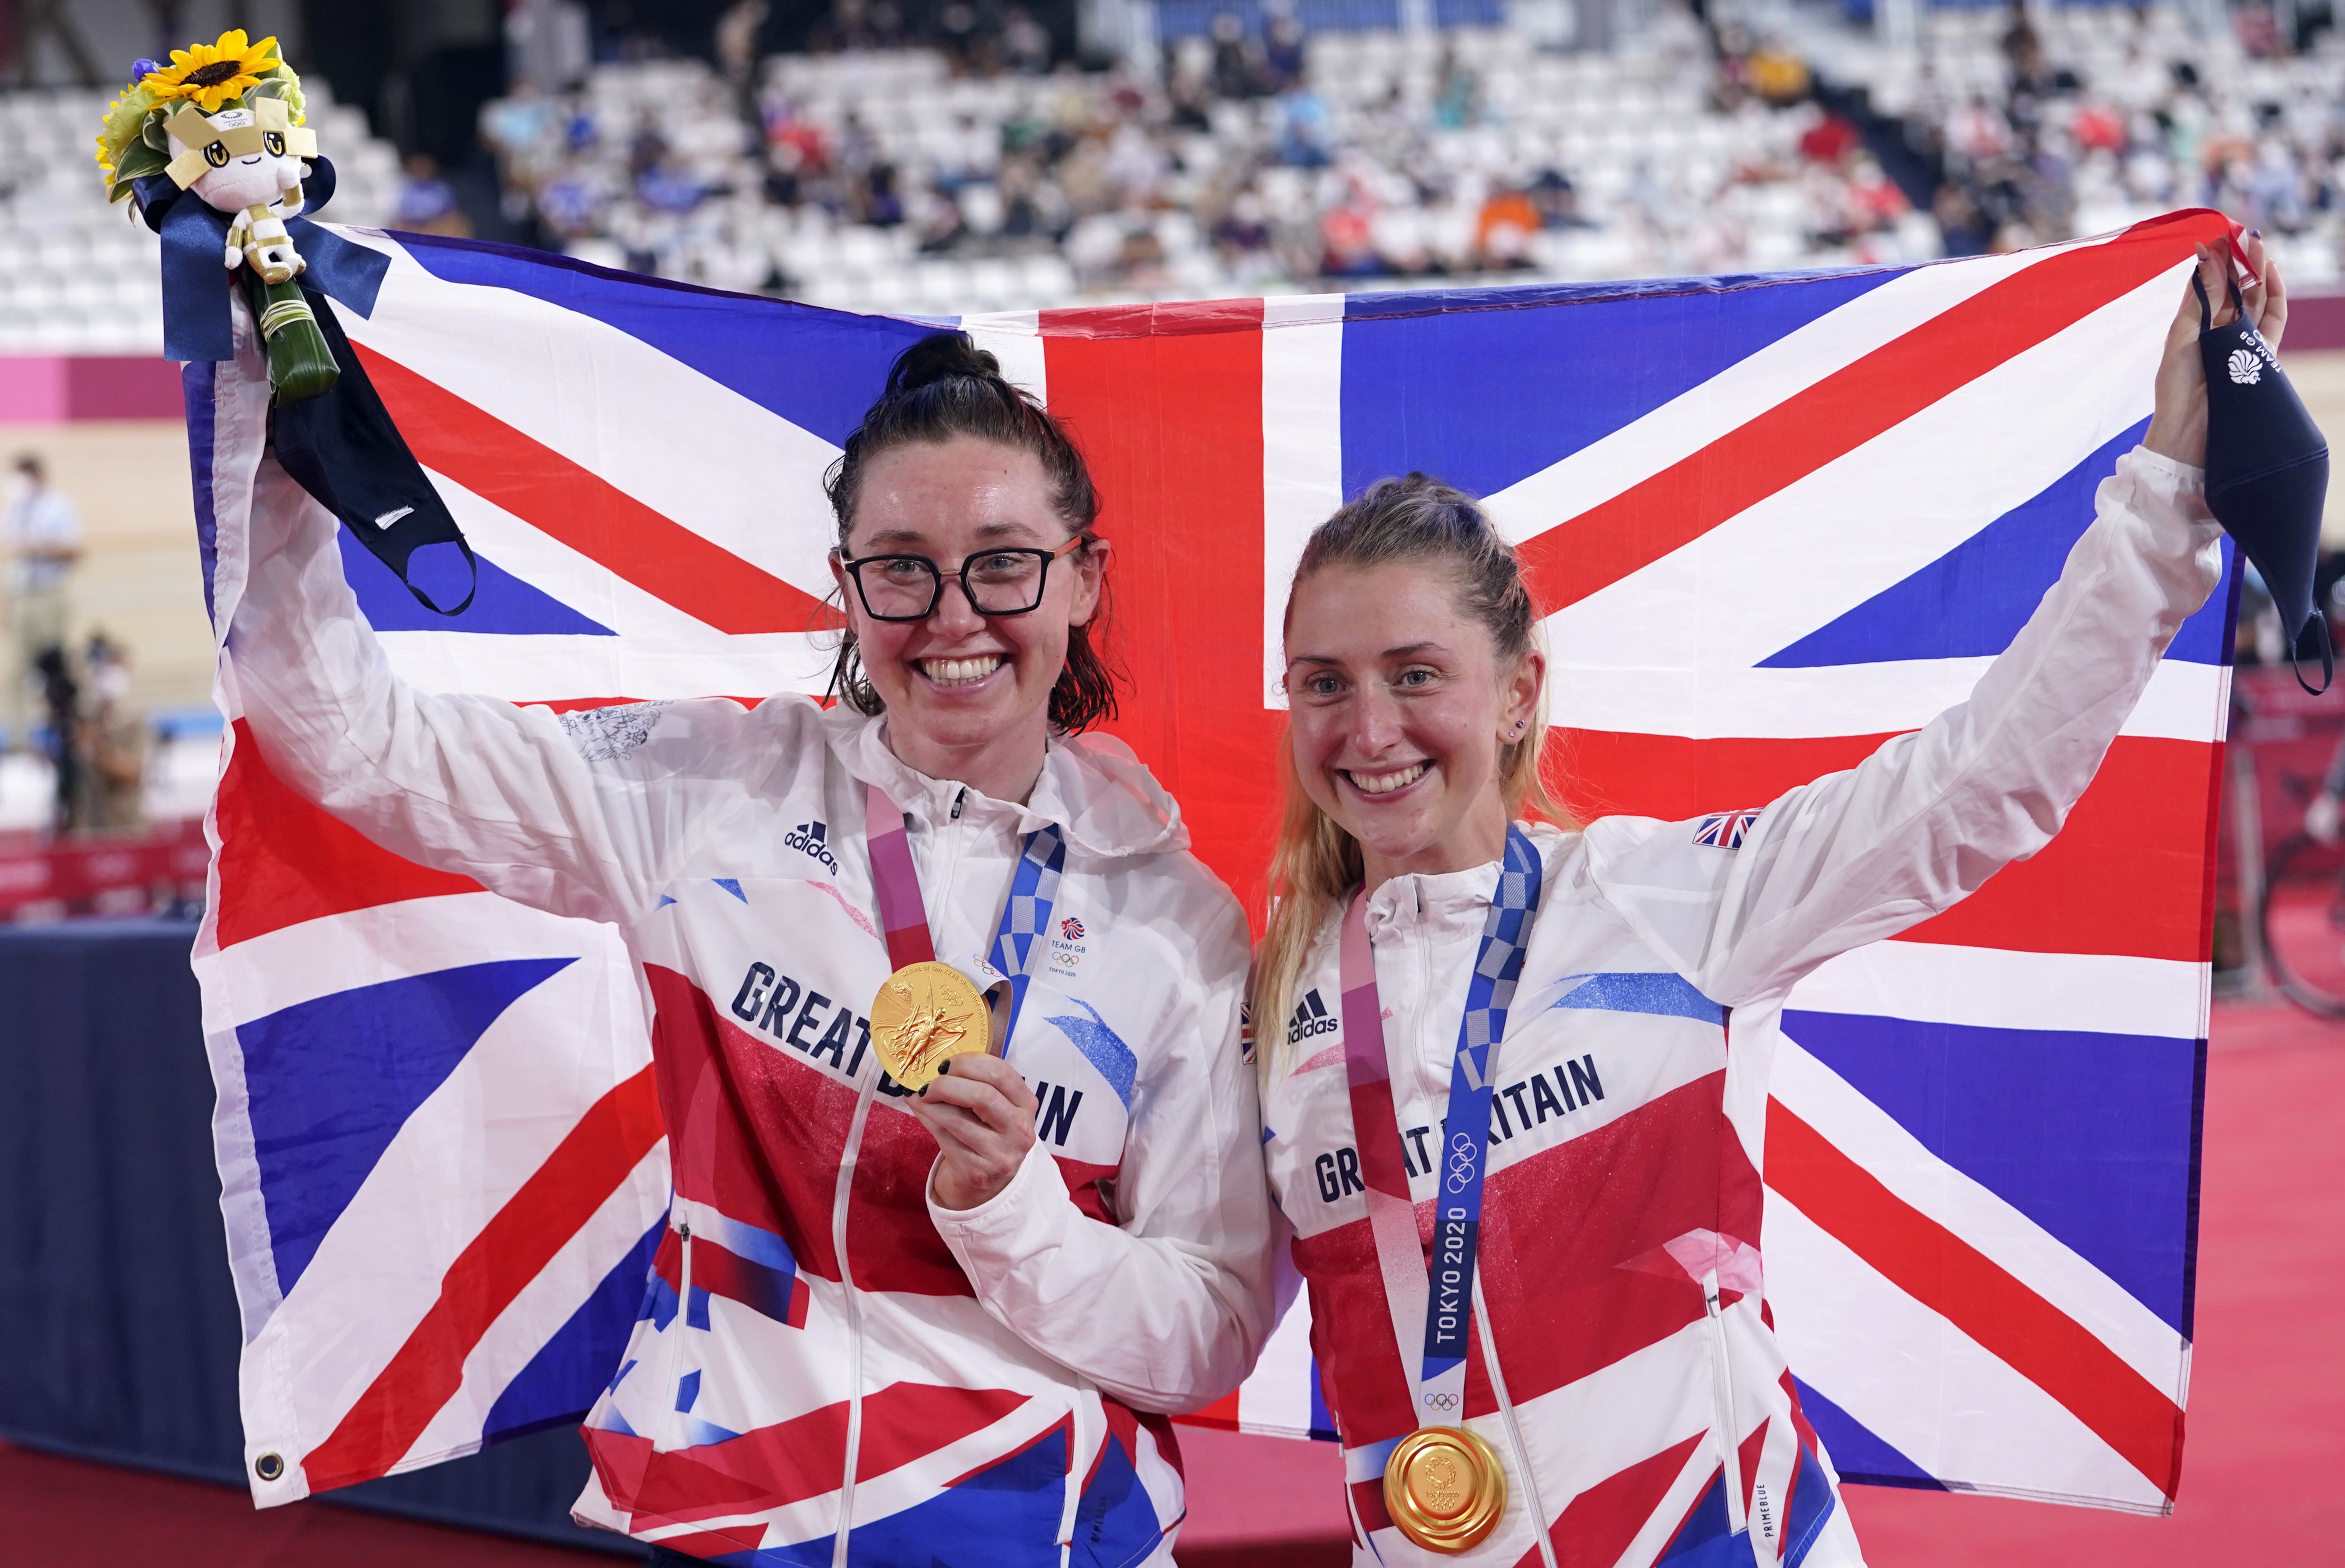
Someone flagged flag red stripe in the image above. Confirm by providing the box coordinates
[584,1382,1027,1526]
[1553,729,2216,962]
[1765,1099,2183,1494]
[1544,1434,1705,1568]
[1516,211,2231,617]
[1041,300,1286,908]
[214,719,481,948]
[300,1063,666,1491]
[352,344,841,636]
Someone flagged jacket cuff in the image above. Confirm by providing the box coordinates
[2125,443,2207,493]
[928,1136,1065,1242]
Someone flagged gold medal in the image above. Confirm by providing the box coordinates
[869,961,993,1090]
[1383,1425,1506,1554]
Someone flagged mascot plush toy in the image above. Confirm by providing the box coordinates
[95,31,337,402]
[92,29,481,613]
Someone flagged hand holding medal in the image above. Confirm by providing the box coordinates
[862,782,1066,1210]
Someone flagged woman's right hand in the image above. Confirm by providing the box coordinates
[2145,233,2287,469]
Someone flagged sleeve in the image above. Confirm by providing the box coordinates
[226,454,770,926]
[1582,445,2226,1007]
[927,886,1278,1413]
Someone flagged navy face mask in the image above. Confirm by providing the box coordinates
[2196,269,2331,693]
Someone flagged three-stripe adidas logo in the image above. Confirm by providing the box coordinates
[783,820,839,872]
[1287,988,1338,1046]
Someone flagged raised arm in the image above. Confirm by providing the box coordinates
[1585,241,2263,1005]
[925,895,1277,1413]
[222,408,755,927]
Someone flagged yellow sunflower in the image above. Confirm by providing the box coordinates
[142,29,279,115]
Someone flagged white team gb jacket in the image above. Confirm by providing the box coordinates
[228,452,1275,1566]
[1259,448,2224,1568]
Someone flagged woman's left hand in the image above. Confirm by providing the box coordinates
[2146,232,2289,469]
[912,1053,1038,1210]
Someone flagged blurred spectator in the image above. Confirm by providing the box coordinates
[1747,38,1812,107]
[1265,14,1308,93]
[1434,47,1480,129]
[2002,0,2048,91]
[1210,13,1267,100]
[718,0,771,109]
[2234,1,2285,59]
[394,154,473,237]
[72,634,143,834]
[1477,183,1543,269]
[5,455,81,754]
[1002,8,1053,74]
[1799,111,1863,166]
[466,0,2345,307]
[31,646,75,830]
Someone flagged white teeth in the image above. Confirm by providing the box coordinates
[1349,761,1430,795]
[922,655,1002,686]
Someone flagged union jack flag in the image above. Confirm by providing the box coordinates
[1693,811,1763,850]
[191,208,2236,1516]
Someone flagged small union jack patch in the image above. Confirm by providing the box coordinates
[1694,810,1761,849]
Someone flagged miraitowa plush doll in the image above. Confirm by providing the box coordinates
[95,30,337,401]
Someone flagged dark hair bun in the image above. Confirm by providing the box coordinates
[886,331,1003,396]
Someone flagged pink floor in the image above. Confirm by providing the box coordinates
[8,1000,2339,1566]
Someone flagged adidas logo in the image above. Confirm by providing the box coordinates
[784,820,839,872]
[1286,988,1338,1046]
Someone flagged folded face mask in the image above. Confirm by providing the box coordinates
[2197,268,2331,693]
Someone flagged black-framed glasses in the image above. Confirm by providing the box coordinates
[839,538,1090,623]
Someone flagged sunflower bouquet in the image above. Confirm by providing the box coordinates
[96,31,336,402]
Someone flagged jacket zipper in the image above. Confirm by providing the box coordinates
[829,1070,883,1568]
[932,790,969,954]
[1703,1270,1750,1539]
[831,786,956,1563]
[1474,1282,1557,1568]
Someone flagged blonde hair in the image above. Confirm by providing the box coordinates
[1251,474,1571,1079]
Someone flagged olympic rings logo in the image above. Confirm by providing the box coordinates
[1423,1391,1460,1412]
[1446,1133,1479,1193]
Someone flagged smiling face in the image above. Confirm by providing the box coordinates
[1283,560,1543,887]
[172,106,304,213]
[833,434,1105,800]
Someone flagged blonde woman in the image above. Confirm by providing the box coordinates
[1250,241,2268,1566]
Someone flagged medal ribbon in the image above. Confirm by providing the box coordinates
[862,782,1066,1048]
[1339,825,1544,1424]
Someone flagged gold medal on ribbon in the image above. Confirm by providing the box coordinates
[1383,1425,1506,1554]
[869,961,993,1090]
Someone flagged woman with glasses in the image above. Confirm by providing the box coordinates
[229,330,1272,1563]
[1248,240,2270,1564]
